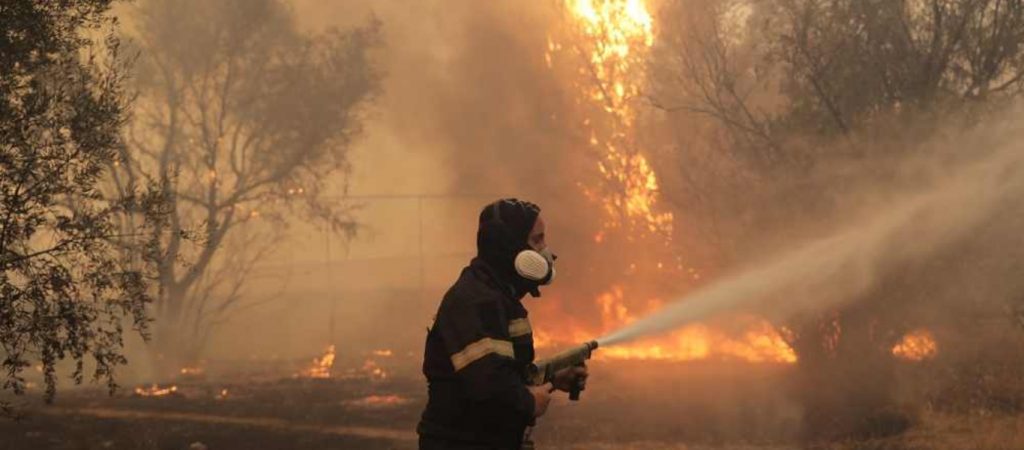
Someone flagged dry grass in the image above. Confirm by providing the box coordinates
[809,412,1024,450]
[556,412,1024,450]
[5,358,1024,449]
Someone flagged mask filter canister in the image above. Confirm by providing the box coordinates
[514,249,556,284]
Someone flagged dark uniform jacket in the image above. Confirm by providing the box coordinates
[418,257,536,449]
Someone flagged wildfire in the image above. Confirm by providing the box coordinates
[541,2,942,368]
[892,328,938,361]
[535,285,797,363]
[551,0,672,237]
[541,0,799,365]
[598,321,797,363]
[134,384,178,397]
[299,344,336,379]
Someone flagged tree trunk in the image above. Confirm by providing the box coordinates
[149,288,204,378]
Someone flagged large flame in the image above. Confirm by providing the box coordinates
[551,0,672,237]
[540,1,800,364]
[598,322,797,363]
[534,285,798,363]
[542,2,942,367]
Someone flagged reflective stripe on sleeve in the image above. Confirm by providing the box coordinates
[508,318,532,338]
[450,337,515,371]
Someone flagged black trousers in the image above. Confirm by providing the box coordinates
[418,434,519,450]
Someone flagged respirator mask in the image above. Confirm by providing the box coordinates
[514,246,557,285]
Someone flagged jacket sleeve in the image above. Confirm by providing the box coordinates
[436,298,535,424]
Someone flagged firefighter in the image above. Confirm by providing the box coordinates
[418,198,589,450]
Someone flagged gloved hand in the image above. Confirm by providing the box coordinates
[552,364,588,393]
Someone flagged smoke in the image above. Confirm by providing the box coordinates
[87,0,1024,444]
[286,0,633,341]
[599,109,1024,347]
[164,0,1024,370]
[187,0,603,361]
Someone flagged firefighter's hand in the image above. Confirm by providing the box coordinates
[552,364,589,393]
[529,383,553,418]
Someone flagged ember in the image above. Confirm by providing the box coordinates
[361,359,388,381]
[179,366,204,376]
[342,394,411,408]
[892,329,938,361]
[134,384,178,397]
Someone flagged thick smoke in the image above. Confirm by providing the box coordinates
[289,0,641,341]
[193,0,610,361]
[206,0,1023,366]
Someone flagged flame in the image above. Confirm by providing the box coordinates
[551,0,672,237]
[216,388,229,400]
[299,344,336,379]
[134,384,178,397]
[535,285,797,363]
[540,1,798,364]
[892,328,938,361]
[296,346,391,381]
[598,321,797,363]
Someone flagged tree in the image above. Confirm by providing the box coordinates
[660,0,1024,157]
[654,0,1024,439]
[112,0,382,368]
[0,0,159,410]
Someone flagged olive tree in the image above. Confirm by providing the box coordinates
[113,0,382,369]
[1,0,160,410]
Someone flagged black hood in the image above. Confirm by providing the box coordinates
[476,198,541,298]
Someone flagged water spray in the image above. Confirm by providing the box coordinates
[594,134,1024,349]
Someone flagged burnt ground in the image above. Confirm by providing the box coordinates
[2,360,1022,450]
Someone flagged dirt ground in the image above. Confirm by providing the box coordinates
[2,360,1022,450]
